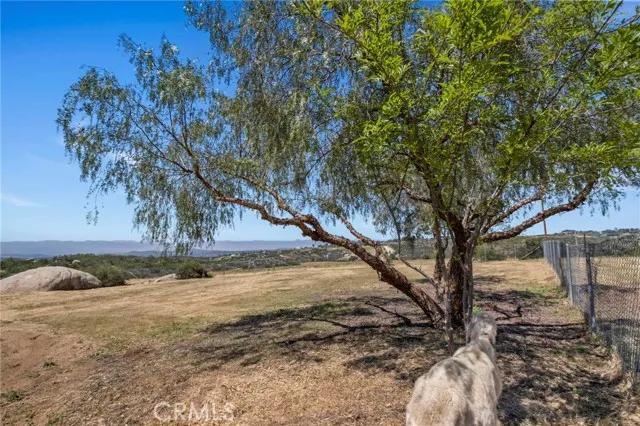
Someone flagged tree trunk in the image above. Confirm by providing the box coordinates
[432,216,446,300]
[377,266,444,324]
[448,254,465,328]
[446,242,474,329]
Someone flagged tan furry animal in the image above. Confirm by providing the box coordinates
[406,314,502,426]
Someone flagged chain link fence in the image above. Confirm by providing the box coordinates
[542,236,640,379]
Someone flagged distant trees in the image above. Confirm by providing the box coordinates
[59,0,639,330]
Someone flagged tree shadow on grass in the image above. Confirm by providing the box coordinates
[180,281,636,424]
[473,276,636,424]
[187,295,449,382]
[475,274,506,285]
[496,320,636,424]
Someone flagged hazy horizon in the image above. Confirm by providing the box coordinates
[4,225,640,244]
[0,239,324,259]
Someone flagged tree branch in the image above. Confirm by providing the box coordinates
[481,180,597,242]
[398,257,437,288]
[482,186,547,233]
[186,163,444,321]
[402,185,432,204]
[335,213,380,248]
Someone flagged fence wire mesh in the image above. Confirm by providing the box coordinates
[543,237,640,379]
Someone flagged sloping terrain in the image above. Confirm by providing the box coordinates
[1,260,638,425]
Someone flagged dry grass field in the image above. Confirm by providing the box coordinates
[1,259,638,425]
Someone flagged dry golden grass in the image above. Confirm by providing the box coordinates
[1,259,638,425]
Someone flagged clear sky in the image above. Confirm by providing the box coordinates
[1,1,638,242]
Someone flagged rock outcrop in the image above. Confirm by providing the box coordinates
[0,266,102,293]
[152,273,177,283]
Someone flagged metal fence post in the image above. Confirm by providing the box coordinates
[584,234,596,331]
[566,243,574,304]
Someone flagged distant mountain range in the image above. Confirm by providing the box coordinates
[2,228,637,259]
[0,240,319,258]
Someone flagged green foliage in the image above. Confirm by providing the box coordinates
[0,248,351,280]
[475,246,507,262]
[57,0,639,274]
[91,265,127,287]
[0,255,184,279]
[176,261,208,279]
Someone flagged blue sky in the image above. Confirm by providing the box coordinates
[1,1,638,242]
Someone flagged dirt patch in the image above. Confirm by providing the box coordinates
[1,260,638,424]
[0,322,98,425]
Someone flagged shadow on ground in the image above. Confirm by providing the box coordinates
[496,322,630,424]
[179,274,636,425]
[189,295,449,382]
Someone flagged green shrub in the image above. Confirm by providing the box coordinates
[92,265,126,287]
[1,390,23,402]
[176,261,208,279]
[475,246,507,261]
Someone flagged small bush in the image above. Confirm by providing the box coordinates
[475,246,506,261]
[92,265,126,287]
[176,261,208,279]
[2,390,23,402]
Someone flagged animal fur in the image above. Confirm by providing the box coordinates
[406,314,502,426]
